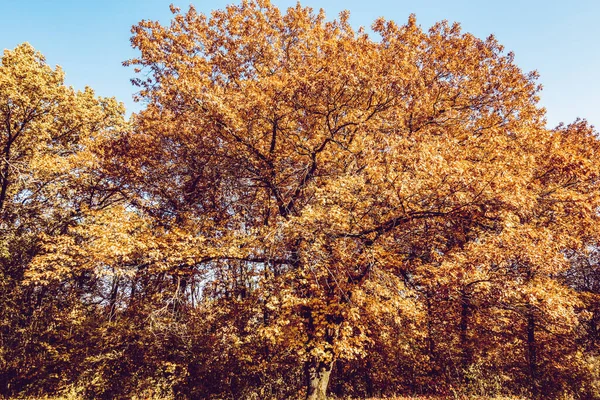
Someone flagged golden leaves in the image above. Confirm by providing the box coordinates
[7,3,600,397]
[114,1,600,373]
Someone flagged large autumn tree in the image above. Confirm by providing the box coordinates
[10,1,600,399]
[62,1,595,398]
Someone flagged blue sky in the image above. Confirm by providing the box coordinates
[1,0,598,128]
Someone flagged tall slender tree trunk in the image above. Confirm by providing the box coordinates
[365,358,374,398]
[526,305,538,398]
[0,160,11,215]
[0,134,15,217]
[425,295,438,377]
[459,290,472,383]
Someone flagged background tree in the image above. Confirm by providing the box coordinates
[0,43,126,397]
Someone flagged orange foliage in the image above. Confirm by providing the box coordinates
[2,2,600,399]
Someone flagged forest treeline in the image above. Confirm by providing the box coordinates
[1,1,599,399]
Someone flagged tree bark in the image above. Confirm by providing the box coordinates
[306,360,333,400]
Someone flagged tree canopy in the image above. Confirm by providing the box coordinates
[2,2,600,399]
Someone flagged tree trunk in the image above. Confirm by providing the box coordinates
[301,297,339,400]
[526,305,538,398]
[459,290,473,383]
[365,358,374,398]
[306,360,333,400]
